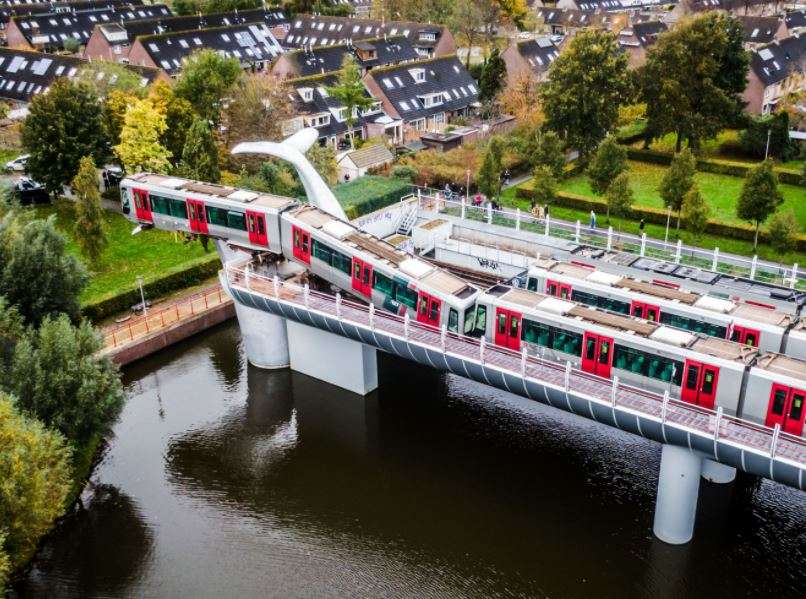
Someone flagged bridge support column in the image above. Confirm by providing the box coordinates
[653,444,702,545]
[701,459,736,484]
[286,320,377,396]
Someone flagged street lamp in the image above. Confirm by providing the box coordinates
[664,206,671,244]
[465,168,470,204]
[136,275,147,316]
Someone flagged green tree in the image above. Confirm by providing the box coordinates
[9,315,125,444]
[101,89,135,150]
[71,156,107,264]
[659,148,696,229]
[587,136,627,196]
[737,160,784,250]
[306,143,338,187]
[179,118,220,183]
[77,61,149,99]
[0,216,88,326]
[114,98,171,174]
[449,0,485,69]
[540,30,631,159]
[641,13,749,150]
[0,393,71,574]
[63,36,80,54]
[605,172,633,221]
[681,185,710,238]
[529,165,557,209]
[1,531,9,596]
[739,112,798,161]
[478,47,507,106]
[174,49,241,123]
[533,130,565,179]
[21,79,106,195]
[766,210,800,255]
[0,297,24,369]
[327,55,373,149]
[477,137,503,199]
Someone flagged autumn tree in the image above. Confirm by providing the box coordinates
[737,160,784,250]
[174,49,241,123]
[222,74,295,147]
[499,71,543,129]
[541,30,631,159]
[102,90,134,149]
[659,148,697,229]
[77,61,148,99]
[605,172,633,221]
[148,80,196,167]
[306,144,338,187]
[587,136,627,196]
[327,55,373,149]
[767,210,800,255]
[114,98,171,174]
[71,156,107,263]
[681,185,710,238]
[529,165,557,209]
[449,0,485,68]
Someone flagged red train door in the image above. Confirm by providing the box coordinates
[351,257,372,297]
[246,210,268,246]
[581,332,613,378]
[132,188,152,222]
[292,225,310,263]
[630,300,661,322]
[186,198,208,234]
[681,359,719,409]
[416,291,441,327]
[494,307,522,351]
[730,325,761,348]
[765,384,805,436]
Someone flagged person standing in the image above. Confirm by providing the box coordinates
[639,218,645,234]
[590,210,597,229]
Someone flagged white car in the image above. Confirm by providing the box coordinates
[5,154,29,172]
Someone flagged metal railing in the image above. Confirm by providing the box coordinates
[224,262,806,470]
[411,190,804,290]
[102,285,229,349]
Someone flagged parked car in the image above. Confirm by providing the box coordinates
[5,154,29,172]
[102,165,123,189]
[13,178,49,205]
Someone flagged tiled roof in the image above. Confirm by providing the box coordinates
[367,55,478,122]
[0,46,160,102]
[282,36,418,77]
[785,10,806,30]
[750,35,806,87]
[135,22,282,75]
[0,0,143,27]
[340,143,393,168]
[10,3,170,49]
[738,16,780,44]
[534,8,609,28]
[619,20,667,48]
[515,38,560,74]
[574,0,676,11]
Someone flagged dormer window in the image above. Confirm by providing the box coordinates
[418,92,444,108]
[409,67,426,83]
[298,87,313,102]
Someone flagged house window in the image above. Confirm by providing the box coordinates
[409,68,425,83]
[298,87,313,102]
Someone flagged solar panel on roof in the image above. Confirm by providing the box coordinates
[31,57,51,75]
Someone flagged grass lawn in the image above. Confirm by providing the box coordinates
[28,199,213,305]
[555,160,806,229]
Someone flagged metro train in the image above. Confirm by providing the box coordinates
[121,174,806,437]
[524,258,806,357]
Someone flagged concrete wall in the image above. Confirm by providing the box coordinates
[353,199,414,238]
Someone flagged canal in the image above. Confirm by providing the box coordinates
[14,321,806,598]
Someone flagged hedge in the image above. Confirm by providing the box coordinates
[334,175,412,220]
[515,187,806,251]
[82,254,221,321]
[625,148,803,185]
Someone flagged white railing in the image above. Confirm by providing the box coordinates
[224,262,806,473]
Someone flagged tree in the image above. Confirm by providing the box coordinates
[477,137,503,199]
[767,210,800,255]
[0,216,88,326]
[739,112,798,161]
[681,185,710,238]
[148,81,196,166]
[1,532,9,596]
[659,148,696,229]
[737,160,783,250]
[222,74,295,146]
[21,79,105,195]
[77,61,149,99]
[0,297,24,369]
[499,71,543,129]
[0,393,71,574]
[63,36,80,54]
[306,143,338,187]
[478,47,507,107]
[327,55,373,149]
[529,165,557,209]
[179,118,220,183]
[8,315,125,444]
[533,130,565,179]
[605,172,633,220]
[174,49,241,123]
[71,156,107,263]
[587,136,627,196]
[641,13,749,151]
[114,98,171,174]
[540,30,631,159]
[449,0,485,69]
[102,89,135,150]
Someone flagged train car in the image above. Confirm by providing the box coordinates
[525,258,798,355]
[743,354,806,436]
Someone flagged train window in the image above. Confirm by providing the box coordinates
[792,394,804,420]
[464,308,477,334]
[685,365,699,390]
[614,345,682,384]
[527,277,538,292]
[771,389,787,415]
[470,304,487,336]
[448,309,458,333]
[168,198,187,218]
[598,340,610,364]
[332,252,352,274]
[551,330,581,356]
[659,313,726,339]
[373,271,394,296]
[498,312,507,334]
[521,319,550,346]
[206,206,229,227]
[150,194,171,215]
[395,286,417,309]
[226,211,247,231]
[429,300,439,322]
[585,337,596,360]
[702,371,715,394]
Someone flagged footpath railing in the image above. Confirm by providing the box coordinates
[411,188,804,291]
[224,262,806,471]
[102,285,229,349]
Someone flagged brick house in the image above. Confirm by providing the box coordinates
[742,34,806,114]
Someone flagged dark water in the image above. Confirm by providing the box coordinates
[13,322,806,598]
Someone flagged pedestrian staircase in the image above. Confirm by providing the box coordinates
[396,206,418,235]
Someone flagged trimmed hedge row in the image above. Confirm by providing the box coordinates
[82,254,221,321]
[625,148,803,186]
[334,175,413,220]
[515,187,806,251]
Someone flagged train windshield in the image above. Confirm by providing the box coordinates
[464,305,486,337]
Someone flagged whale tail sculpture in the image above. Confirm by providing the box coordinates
[231,128,347,221]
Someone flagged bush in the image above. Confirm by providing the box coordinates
[391,165,417,181]
[739,112,798,161]
[333,175,412,220]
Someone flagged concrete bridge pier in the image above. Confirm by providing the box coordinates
[701,459,737,484]
[653,444,702,545]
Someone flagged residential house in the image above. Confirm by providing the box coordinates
[332,0,371,18]
[278,15,455,58]
[501,37,560,87]
[784,10,806,35]
[84,7,287,63]
[557,0,677,12]
[533,8,614,38]
[618,20,666,67]
[336,144,394,182]
[676,0,781,17]
[362,55,479,142]
[742,34,806,114]
[272,36,418,79]
[0,46,164,104]
[0,0,143,38]
[127,22,283,77]
[5,4,171,51]
[737,15,787,49]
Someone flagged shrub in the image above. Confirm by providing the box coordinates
[391,165,417,181]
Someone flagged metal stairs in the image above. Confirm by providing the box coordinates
[396,206,418,235]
